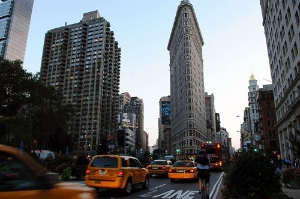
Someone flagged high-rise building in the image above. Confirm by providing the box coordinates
[0,0,34,62]
[205,93,216,142]
[158,96,171,155]
[117,112,136,155]
[119,92,131,110]
[123,97,145,153]
[40,10,121,156]
[168,0,206,158]
[256,84,279,155]
[248,74,259,143]
[260,1,300,160]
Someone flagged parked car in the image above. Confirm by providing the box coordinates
[146,159,173,177]
[0,144,97,199]
[168,159,198,182]
[85,154,149,195]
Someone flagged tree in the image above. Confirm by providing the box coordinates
[221,151,285,198]
[0,58,75,152]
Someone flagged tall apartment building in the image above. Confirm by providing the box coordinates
[123,97,145,153]
[256,84,279,155]
[40,10,121,156]
[205,93,216,142]
[158,96,171,155]
[260,1,300,160]
[0,0,34,62]
[119,92,131,110]
[168,0,206,158]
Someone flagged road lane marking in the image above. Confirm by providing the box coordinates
[152,190,197,199]
[210,172,224,199]
[138,173,224,198]
[150,184,167,190]
[139,184,166,197]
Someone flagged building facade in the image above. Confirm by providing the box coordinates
[117,112,136,155]
[40,10,121,156]
[123,97,145,153]
[0,0,34,62]
[205,93,216,142]
[158,96,171,155]
[248,74,260,139]
[260,0,300,160]
[256,84,279,156]
[168,0,206,158]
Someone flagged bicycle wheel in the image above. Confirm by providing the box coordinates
[201,179,206,199]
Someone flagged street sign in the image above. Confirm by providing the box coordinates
[108,144,114,149]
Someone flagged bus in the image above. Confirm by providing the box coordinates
[200,142,229,170]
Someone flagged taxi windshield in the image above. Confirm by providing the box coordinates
[174,161,193,167]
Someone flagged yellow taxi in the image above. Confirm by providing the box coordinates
[146,159,173,177]
[85,154,149,195]
[0,144,97,199]
[168,159,198,182]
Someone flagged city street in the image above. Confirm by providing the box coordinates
[90,171,224,199]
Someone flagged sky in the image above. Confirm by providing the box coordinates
[23,0,271,150]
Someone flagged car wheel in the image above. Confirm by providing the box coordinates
[170,178,175,182]
[123,179,132,195]
[142,175,149,189]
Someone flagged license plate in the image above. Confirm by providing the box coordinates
[153,168,158,169]
[99,171,106,175]
[94,180,101,184]
[177,170,184,173]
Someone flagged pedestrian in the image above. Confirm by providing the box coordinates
[195,151,210,199]
[286,158,291,168]
[277,156,283,171]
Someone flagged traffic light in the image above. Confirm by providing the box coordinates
[254,148,258,152]
[176,149,180,152]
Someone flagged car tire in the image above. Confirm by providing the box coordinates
[123,179,132,195]
[170,178,175,182]
[142,175,149,189]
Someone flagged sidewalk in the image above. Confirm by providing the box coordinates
[281,187,299,199]
[281,165,300,199]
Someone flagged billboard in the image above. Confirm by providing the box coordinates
[161,101,171,124]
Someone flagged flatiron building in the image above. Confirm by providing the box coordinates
[168,0,206,158]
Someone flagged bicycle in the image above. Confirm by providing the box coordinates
[200,178,206,199]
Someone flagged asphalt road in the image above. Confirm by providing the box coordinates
[95,171,224,199]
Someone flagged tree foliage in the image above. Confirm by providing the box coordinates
[221,151,287,199]
[0,58,74,153]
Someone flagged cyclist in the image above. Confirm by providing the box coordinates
[195,150,210,199]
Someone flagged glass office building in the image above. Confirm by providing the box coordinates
[0,0,34,62]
